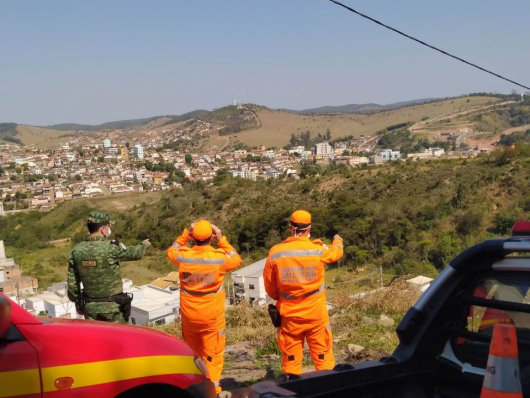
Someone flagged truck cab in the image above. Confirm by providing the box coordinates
[0,294,216,397]
[251,223,530,397]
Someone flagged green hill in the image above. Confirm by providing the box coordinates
[3,143,530,289]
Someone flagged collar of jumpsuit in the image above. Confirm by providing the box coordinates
[191,244,216,252]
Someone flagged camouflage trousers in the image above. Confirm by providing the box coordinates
[84,302,127,324]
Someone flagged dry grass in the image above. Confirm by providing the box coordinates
[155,279,420,361]
[234,97,499,147]
[16,125,73,149]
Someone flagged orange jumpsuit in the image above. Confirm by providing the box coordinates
[264,235,344,374]
[167,228,242,394]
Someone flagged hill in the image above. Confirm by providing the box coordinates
[232,96,499,147]
[43,109,210,132]
[15,125,75,149]
[3,142,530,291]
[280,98,440,115]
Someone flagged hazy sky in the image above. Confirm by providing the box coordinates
[1,1,529,125]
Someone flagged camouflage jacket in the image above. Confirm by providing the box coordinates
[67,236,147,301]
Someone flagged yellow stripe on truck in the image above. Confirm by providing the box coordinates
[2,355,201,397]
[41,355,201,392]
[0,368,41,398]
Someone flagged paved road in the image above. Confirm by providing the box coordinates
[99,182,111,195]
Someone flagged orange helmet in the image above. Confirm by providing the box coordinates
[192,220,213,240]
[291,210,311,225]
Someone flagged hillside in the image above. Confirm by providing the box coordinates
[42,110,210,132]
[15,125,75,149]
[3,142,530,291]
[280,97,440,115]
[233,96,499,147]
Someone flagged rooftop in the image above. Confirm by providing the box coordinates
[233,258,266,278]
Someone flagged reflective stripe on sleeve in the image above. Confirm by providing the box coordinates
[270,249,324,260]
[171,242,181,249]
[227,250,237,256]
[219,329,226,336]
[335,243,344,249]
[278,283,325,300]
[177,256,225,265]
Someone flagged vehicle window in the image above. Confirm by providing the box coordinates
[455,276,530,369]
[467,278,530,333]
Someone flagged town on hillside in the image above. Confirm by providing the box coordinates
[0,116,493,213]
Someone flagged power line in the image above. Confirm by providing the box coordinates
[328,0,530,92]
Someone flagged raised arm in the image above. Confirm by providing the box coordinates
[114,239,150,261]
[218,236,242,272]
[319,235,344,264]
[167,228,190,265]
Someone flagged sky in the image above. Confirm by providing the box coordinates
[1,0,529,126]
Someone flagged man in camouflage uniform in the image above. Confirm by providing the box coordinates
[67,211,150,323]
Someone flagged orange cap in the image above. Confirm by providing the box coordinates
[291,210,311,224]
[192,220,213,240]
[489,323,519,359]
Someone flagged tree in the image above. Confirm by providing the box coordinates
[325,129,331,141]
[185,154,193,165]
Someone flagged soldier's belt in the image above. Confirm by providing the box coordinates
[85,292,131,304]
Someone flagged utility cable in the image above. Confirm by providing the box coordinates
[329,0,530,92]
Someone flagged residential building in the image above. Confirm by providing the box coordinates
[103,139,111,148]
[232,258,268,306]
[134,144,144,159]
[127,284,180,326]
[375,149,401,162]
[314,142,332,156]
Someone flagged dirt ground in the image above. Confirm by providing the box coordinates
[220,342,388,394]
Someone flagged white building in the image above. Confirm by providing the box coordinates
[265,169,281,179]
[134,144,144,159]
[227,170,245,178]
[127,284,180,326]
[103,139,111,148]
[25,282,79,318]
[349,156,369,166]
[375,149,401,161]
[288,146,305,155]
[232,258,268,306]
[314,142,332,156]
[406,276,433,294]
[431,147,445,157]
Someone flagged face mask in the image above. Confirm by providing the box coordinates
[104,227,112,238]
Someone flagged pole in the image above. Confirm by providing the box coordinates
[379,265,382,288]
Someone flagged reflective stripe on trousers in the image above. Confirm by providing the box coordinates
[279,283,325,300]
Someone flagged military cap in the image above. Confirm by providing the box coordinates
[87,211,114,225]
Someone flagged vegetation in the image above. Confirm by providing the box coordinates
[0,123,22,145]
[4,141,530,291]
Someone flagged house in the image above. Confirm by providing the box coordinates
[127,284,180,326]
[149,272,180,291]
[406,275,433,294]
[232,258,268,306]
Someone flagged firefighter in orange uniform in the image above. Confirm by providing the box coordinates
[264,210,344,374]
[167,220,242,395]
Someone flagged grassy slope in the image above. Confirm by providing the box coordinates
[15,125,73,149]
[234,96,498,147]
